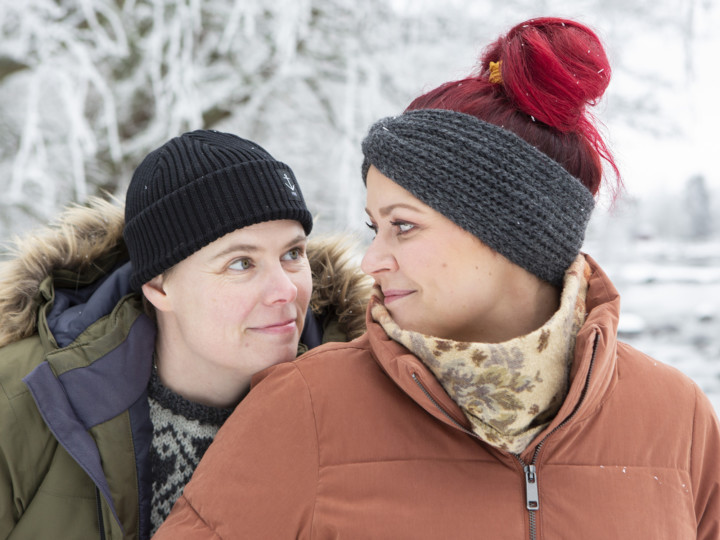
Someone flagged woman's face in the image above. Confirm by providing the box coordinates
[147,220,312,402]
[362,166,530,343]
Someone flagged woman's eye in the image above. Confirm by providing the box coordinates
[365,221,378,234]
[282,248,303,261]
[229,258,252,271]
[392,221,415,234]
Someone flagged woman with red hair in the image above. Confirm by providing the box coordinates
[156,18,720,539]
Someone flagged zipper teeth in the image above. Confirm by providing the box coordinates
[514,331,601,540]
[529,510,537,539]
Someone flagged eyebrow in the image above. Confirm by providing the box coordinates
[365,203,424,218]
[210,233,307,261]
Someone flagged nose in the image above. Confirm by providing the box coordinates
[361,235,398,276]
[263,263,299,305]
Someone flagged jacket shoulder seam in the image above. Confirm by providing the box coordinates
[177,495,224,539]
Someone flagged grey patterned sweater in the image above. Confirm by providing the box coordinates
[147,369,234,535]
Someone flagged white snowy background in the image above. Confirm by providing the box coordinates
[1,0,718,411]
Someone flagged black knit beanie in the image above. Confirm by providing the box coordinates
[361,109,595,287]
[124,130,313,290]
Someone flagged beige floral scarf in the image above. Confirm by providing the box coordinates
[372,254,590,454]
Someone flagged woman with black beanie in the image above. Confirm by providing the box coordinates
[0,130,370,539]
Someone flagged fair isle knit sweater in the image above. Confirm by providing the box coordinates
[147,369,234,535]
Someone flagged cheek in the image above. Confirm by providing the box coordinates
[409,250,448,287]
[202,288,257,324]
[297,270,313,305]
[398,248,434,273]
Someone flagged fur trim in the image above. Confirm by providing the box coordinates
[307,235,373,341]
[0,197,125,348]
[0,199,371,348]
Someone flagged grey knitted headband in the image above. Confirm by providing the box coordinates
[361,109,595,286]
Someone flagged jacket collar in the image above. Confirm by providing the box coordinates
[566,254,620,423]
[367,254,620,458]
[366,300,472,431]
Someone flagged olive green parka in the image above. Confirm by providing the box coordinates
[0,198,370,540]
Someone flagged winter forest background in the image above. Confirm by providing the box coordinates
[1,0,719,411]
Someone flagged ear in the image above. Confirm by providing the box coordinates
[141,274,172,312]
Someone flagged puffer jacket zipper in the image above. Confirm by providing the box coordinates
[412,331,600,540]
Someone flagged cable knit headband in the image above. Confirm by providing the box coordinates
[361,109,595,286]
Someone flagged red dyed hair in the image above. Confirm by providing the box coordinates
[406,17,620,196]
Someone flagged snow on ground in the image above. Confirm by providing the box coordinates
[585,237,720,414]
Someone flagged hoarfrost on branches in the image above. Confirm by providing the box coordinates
[0,0,717,238]
[0,0,416,234]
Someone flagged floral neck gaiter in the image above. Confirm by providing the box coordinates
[373,255,590,453]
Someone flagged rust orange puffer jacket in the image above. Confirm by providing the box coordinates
[156,255,720,539]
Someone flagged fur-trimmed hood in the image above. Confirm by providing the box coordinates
[0,197,371,348]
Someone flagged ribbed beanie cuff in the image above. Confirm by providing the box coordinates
[361,109,595,286]
[124,131,312,290]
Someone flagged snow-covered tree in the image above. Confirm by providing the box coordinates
[0,0,473,238]
[0,0,717,243]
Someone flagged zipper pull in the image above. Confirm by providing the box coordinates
[524,464,539,510]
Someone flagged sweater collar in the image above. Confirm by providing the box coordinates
[147,366,235,425]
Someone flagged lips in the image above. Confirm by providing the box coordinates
[250,319,298,334]
[381,289,414,304]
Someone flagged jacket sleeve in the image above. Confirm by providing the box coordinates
[691,384,720,540]
[0,411,16,537]
[0,349,36,536]
[154,362,319,539]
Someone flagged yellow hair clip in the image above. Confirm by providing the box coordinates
[488,60,503,84]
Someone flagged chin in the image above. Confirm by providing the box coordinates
[392,315,422,334]
[274,347,300,365]
[403,320,446,339]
